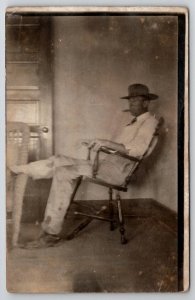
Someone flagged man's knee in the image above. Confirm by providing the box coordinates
[55,166,76,182]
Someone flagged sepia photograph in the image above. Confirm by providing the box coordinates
[5,6,189,293]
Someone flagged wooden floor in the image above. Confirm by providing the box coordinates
[7,199,178,293]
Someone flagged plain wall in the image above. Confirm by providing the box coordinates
[52,16,178,211]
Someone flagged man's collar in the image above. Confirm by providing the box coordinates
[136,111,150,122]
[126,112,151,126]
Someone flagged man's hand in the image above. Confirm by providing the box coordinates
[80,139,92,146]
[80,138,99,150]
[88,139,107,152]
[81,138,127,153]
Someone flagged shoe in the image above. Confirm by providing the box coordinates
[19,232,64,249]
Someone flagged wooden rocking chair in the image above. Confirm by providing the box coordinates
[66,117,164,244]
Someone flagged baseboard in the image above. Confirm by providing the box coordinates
[18,197,177,235]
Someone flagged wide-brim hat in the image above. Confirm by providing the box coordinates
[121,83,158,100]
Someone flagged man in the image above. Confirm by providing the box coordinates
[10,83,159,248]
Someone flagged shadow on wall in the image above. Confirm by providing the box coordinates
[131,121,167,187]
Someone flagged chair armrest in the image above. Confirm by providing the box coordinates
[99,146,140,162]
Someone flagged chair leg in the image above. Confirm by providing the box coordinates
[116,192,128,244]
[65,176,83,219]
[108,188,115,231]
[66,206,107,240]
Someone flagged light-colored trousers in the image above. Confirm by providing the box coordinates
[25,154,129,235]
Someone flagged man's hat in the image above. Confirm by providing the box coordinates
[120,83,158,100]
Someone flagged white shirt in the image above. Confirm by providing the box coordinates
[115,112,158,158]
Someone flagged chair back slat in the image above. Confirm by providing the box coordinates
[6,122,30,247]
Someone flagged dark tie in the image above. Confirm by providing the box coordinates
[131,117,137,124]
[126,117,137,126]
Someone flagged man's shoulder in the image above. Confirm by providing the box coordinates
[144,113,162,131]
[146,112,158,123]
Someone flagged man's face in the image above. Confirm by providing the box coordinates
[128,96,149,117]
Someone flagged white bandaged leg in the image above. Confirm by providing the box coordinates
[9,157,55,179]
[9,155,91,180]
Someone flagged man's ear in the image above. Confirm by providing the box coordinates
[143,100,150,108]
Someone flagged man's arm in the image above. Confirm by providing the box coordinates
[88,138,128,153]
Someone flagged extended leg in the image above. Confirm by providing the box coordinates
[65,175,83,219]
[9,158,55,179]
[9,154,92,180]
[116,192,128,244]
